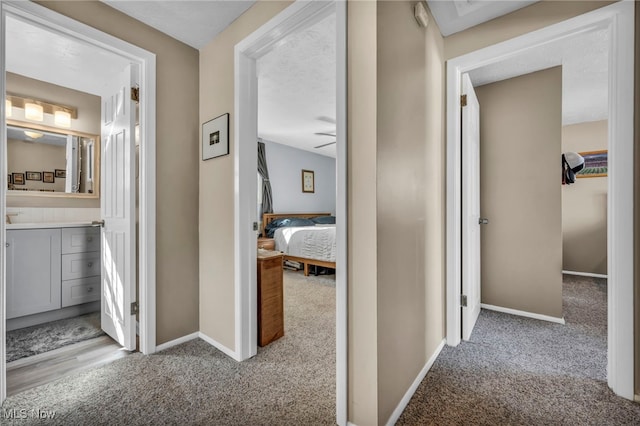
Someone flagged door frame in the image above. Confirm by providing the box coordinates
[445,1,634,400]
[234,1,347,425]
[0,0,157,401]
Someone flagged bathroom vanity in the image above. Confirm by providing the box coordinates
[6,223,101,329]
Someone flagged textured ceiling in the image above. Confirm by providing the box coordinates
[468,28,609,126]
[257,13,336,158]
[427,0,538,36]
[101,0,256,49]
[5,16,129,97]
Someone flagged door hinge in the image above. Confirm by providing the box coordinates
[460,295,468,307]
[460,94,467,107]
[131,301,139,315]
[253,222,259,231]
[131,86,140,103]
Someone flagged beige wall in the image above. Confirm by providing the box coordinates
[38,1,200,344]
[198,1,292,349]
[347,1,379,424]
[562,120,608,275]
[6,72,100,208]
[376,1,444,423]
[476,68,563,318]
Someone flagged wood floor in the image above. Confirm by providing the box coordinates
[7,335,131,396]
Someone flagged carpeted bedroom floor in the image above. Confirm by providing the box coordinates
[1,271,336,425]
[397,274,640,425]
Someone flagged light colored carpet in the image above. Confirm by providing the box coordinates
[6,312,105,363]
[397,275,640,425]
[1,271,336,425]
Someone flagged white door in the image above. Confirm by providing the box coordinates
[461,73,481,340]
[100,64,137,350]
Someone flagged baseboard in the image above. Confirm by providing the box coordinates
[481,304,565,325]
[155,332,199,352]
[635,394,640,403]
[384,339,446,426]
[562,270,608,279]
[198,332,241,361]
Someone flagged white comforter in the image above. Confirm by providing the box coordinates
[273,225,336,262]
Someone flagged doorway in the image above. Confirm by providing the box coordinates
[0,1,157,402]
[446,1,634,400]
[234,1,347,424]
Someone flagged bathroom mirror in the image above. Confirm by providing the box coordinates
[6,121,99,198]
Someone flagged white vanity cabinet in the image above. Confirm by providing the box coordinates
[6,229,62,319]
[61,227,101,307]
[6,225,101,320]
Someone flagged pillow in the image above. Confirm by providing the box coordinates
[265,217,315,238]
[311,216,336,225]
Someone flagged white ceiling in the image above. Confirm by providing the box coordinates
[427,0,538,36]
[257,12,336,158]
[101,0,256,49]
[468,28,609,126]
[6,16,130,97]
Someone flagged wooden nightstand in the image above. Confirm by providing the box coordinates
[257,237,275,250]
[257,250,284,346]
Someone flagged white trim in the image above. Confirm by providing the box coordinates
[198,332,241,362]
[562,270,608,279]
[0,6,6,405]
[0,0,157,401]
[384,340,446,426]
[155,332,199,352]
[445,1,634,399]
[347,423,358,426]
[481,304,566,325]
[235,2,347,424]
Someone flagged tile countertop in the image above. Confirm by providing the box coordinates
[6,222,98,230]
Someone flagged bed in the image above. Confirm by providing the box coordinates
[262,213,336,276]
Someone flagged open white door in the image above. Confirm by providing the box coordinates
[461,73,481,340]
[100,64,137,350]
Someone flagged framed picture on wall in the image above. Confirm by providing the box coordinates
[577,150,608,178]
[26,171,42,181]
[12,173,24,185]
[202,113,230,160]
[302,169,314,193]
[55,169,66,178]
[43,171,55,183]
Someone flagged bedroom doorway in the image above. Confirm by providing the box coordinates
[234,1,347,424]
[445,1,634,400]
[0,1,157,402]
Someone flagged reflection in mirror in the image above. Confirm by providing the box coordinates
[7,122,99,197]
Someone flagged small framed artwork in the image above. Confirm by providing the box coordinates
[302,169,315,193]
[12,173,25,185]
[202,113,230,160]
[26,171,42,181]
[577,150,608,178]
[43,171,55,183]
[55,169,66,178]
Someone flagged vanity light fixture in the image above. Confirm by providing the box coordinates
[5,99,11,118]
[24,130,44,139]
[24,102,44,122]
[54,110,72,128]
[6,94,77,127]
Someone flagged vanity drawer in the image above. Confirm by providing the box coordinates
[61,276,101,307]
[62,252,101,280]
[62,227,100,254]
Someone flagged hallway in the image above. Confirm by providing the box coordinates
[398,275,640,425]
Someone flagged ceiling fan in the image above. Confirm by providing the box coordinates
[314,116,336,149]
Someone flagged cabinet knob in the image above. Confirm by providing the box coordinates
[5,243,9,248]
[88,261,93,267]
[87,287,93,292]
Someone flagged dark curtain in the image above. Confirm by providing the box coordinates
[257,141,273,217]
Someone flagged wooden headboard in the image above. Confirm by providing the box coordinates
[261,212,331,238]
